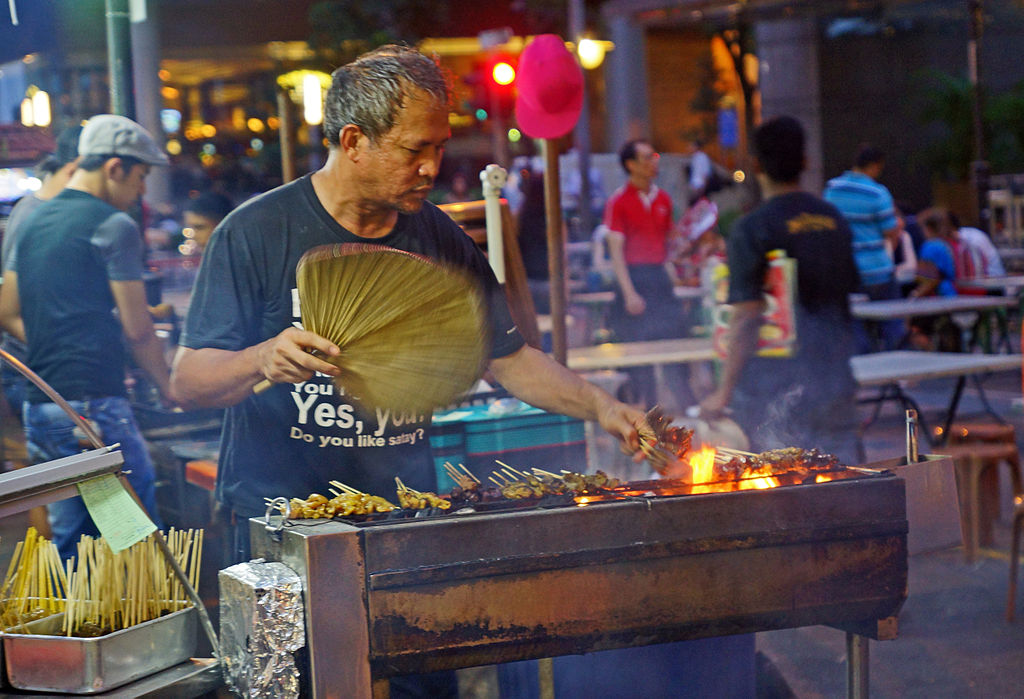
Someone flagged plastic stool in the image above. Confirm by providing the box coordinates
[1008,496,1024,621]
[185,459,218,492]
[947,422,1018,554]
[935,442,1023,562]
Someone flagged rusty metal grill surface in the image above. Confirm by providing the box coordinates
[251,462,909,698]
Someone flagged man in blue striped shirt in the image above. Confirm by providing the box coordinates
[824,144,903,350]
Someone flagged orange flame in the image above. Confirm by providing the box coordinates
[688,446,717,494]
[689,446,717,484]
[680,445,792,492]
[739,476,781,490]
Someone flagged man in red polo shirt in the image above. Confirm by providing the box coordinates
[603,139,687,407]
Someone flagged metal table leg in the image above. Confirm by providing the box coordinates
[970,374,1009,424]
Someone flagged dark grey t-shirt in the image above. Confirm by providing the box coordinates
[15,189,144,402]
[1,194,45,358]
[3,194,44,274]
[181,175,525,514]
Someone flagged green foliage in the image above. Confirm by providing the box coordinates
[917,70,976,180]
[307,0,450,59]
[686,51,726,144]
[985,83,1024,172]
[918,68,1024,178]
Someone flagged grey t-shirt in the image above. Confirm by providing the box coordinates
[2,194,44,273]
[1,194,45,357]
[15,189,144,402]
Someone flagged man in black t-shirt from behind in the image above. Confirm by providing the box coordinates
[700,116,861,463]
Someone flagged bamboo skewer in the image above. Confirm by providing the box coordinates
[495,461,529,479]
[329,480,364,495]
[443,462,481,490]
[717,447,757,458]
[1,529,206,638]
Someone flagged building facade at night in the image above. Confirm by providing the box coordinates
[3,1,1024,217]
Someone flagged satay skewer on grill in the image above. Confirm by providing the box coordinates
[284,483,397,518]
[395,477,451,510]
[488,465,555,499]
[443,462,480,491]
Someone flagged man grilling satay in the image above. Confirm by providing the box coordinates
[172,37,643,600]
[700,116,861,464]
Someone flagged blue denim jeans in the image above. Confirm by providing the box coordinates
[1,362,26,420]
[856,278,906,352]
[23,397,162,560]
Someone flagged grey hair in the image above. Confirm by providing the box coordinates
[323,44,451,146]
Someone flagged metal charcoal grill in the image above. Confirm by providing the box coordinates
[249,457,914,698]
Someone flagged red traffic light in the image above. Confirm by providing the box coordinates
[491,61,515,86]
[462,56,517,120]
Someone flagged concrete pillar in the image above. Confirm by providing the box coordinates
[755,18,824,193]
[604,11,651,150]
[131,0,172,209]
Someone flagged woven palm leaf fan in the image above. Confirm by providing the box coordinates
[296,243,487,416]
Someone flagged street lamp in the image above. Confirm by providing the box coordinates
[302,72,324,126]
[577,39,613,71]
[277,70,331,179]
[20,86,51,128]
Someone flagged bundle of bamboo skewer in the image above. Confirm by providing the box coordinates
[0,527,66,632]
[0,528,203,638]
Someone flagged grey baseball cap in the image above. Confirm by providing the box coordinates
[78,114,169,166]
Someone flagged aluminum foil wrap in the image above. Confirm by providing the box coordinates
[219,559,305,698]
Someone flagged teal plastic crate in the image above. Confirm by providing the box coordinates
[430,401,586,491]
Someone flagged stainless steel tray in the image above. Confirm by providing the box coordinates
[2,606,197,694]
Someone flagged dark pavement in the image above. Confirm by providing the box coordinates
[758,368,1024,698]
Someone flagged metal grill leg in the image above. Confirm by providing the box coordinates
[372,677,390,699]
[538,657,555,699]
[846,632,869,699]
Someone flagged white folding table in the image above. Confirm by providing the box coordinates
[957,275,1024,294]
[851,295,1017,353]
[566,337,716,371]
[851,351,1022,445]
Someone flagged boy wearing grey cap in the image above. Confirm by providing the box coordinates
[0,114,173,559]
